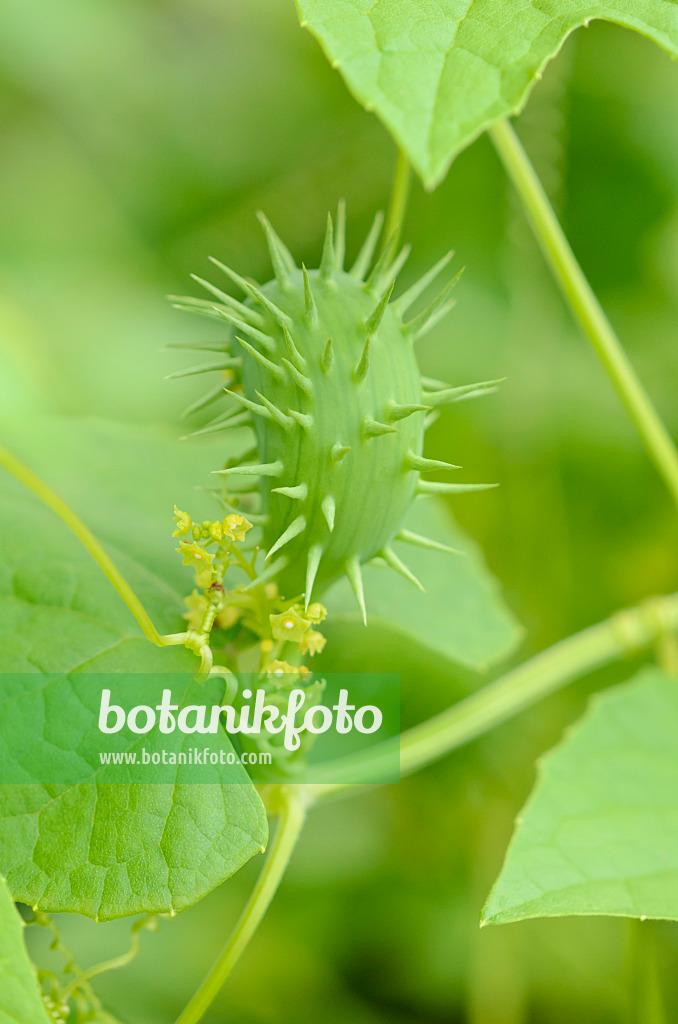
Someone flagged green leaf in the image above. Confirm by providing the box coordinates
[483,667,678,925]
[0,873,52,1024]
[0,416,267,921]
[325,497,522,671]
[295,0,678,187]
[0,415,253,600]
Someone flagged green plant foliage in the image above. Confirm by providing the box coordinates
[483,666,678,925]
[0,416,253,598]
[0,873,52,1023]
[3,4,678,1016]
[0,419,267,921]
[325,496,523,669]
[295,0,678,186]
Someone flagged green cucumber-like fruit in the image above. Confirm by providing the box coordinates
[170,206,497,619]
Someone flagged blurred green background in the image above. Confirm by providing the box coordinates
[3,0,678,1020]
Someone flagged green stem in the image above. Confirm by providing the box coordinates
[384,147,412,250]
[307,593,678,799]
[489,118,678,510]
[174,787,307,1024]
[0,441,169,647]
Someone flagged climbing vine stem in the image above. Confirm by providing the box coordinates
[174,786,307,1024]
[306,592,678,800]
[489,117,678,511]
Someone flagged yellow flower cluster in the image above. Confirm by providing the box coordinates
[266,600,327,676]
[173,506,252,544]
[172,503,331,681]
[174,507,252,579]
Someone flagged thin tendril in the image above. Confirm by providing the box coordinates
[60,917,155,1004]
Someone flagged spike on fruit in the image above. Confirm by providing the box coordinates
[266,515,306,560]
[320,214,335,281]
[364,280,395,334]
[164,358,240,380]
[236,337,284,380]
[211,306,276,353]
[255,391,294,430]
[213,459,284,478]
[405,270,463,337]
[303,264,319,326]
[350,211,384,280]
[385,401,430,423]
[393,251,455,315]
[180,383,226,420]
[282,358,313,395]
[362,417,397,439]
[380,545,425,591]
[365,230,398,292]
[416,480,498,496]
[321,339,334,373]
[396,529,461,556]
[182,410,251,439]
[282,325,307,371]
[272,482,308,501]
[331,443,351,462]
[288,408,314,431]
[223,388,274,421]
[321,494,336,532]
[305,544,324,607]
[353,338,370,384]
[422,378,505,406]
[405,453,460,472]
[256,211,295,289]
[345,557,367,625]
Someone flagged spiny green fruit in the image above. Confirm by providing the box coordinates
[169,205,498,620]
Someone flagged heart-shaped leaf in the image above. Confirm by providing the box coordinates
[483,667,678,925]
[296,0,678,187]
[0,417,267,921]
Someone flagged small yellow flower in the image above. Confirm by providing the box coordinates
[183,589,208,630]
[222,513,253,542]
[263,661,312,685]
[176,540,215,571]
[260,638,274,654]
[270,606,311,643]
[172,505,192,538]
[209,520,224,542]
[306,602,327,624]
[300,630,326,656]
[265,660,298,676]
[195,569,213,589]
